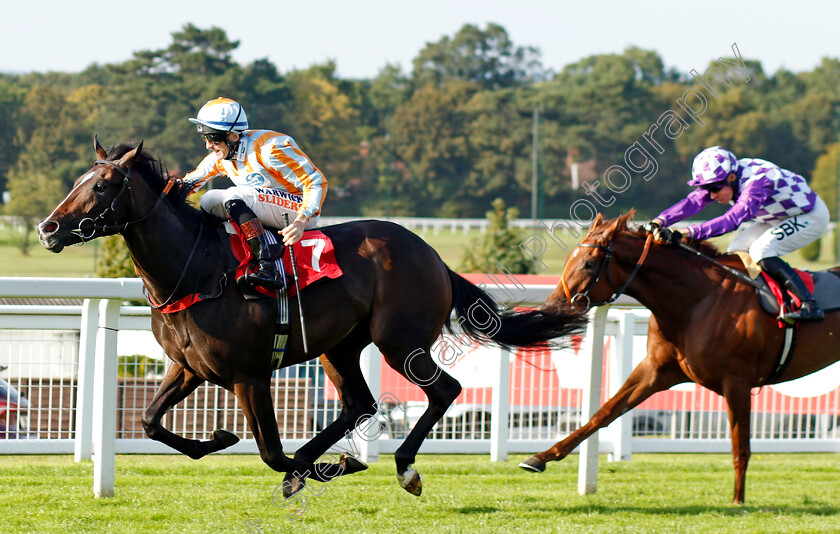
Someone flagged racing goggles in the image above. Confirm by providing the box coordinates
[202,132,228,144]
[700,182,726,193]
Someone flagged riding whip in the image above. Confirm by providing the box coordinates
[283,213,309,355]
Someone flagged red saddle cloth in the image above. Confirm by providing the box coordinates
[151,225,343,313]
[228,225,343,297]
[760,269,814,323]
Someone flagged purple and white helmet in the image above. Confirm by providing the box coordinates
[688,146,737,186]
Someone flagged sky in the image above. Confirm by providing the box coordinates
[2,0,838,79]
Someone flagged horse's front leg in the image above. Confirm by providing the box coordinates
[722,376,752,505]
[141,361,240,459]
[520,353,686,472]
[234,380,353,492]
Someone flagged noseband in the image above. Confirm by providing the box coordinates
[561,233,653,308]
[71,159,175,241]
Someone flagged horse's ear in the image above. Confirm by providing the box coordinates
[605,216,623,237]
[587,213,604,233]
[117,140,144,168]
[94,135,107,160]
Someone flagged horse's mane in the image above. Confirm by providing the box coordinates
[106,144,214,227]
[589,210,726,259]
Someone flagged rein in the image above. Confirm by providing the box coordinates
[561,233,653,308]
[676,242,766,290]
[145,224,207,310]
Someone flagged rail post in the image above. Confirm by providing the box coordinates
[490,346,511,461]
[74,298,99,462]
[92,299,120,498]
[608,310,636,462]
[357,343,381,463]
[578,305,608,495]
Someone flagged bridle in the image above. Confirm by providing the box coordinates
[68,157,208,310]
[560,233,653,309]
[70,159,176,241]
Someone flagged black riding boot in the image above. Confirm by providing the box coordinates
[225,199,284,290]
[758,256,824,322]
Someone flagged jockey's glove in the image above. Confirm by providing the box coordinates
[642,220,661,233]
[654,227,682,245]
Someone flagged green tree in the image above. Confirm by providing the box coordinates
[367,64,412,130]
[0,77,26,194]
[284,62,361,170]
[93,24,246,174]
[800,238,821,261]
[389,81,479,216]
[5,84,96,254]
[118,354,164,378]
[97,235,135,278]
[133,23,239,76]
[809,143,840,217]
[459,198,536,274]
[5,158,63,255]
[534,48,677,218]
[460,88,535,211]
[412,23,545,90]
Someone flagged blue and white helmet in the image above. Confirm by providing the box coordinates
[188,97,249,134]
[688,146,737,186]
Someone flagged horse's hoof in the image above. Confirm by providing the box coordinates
[339,454,369,475]
[282,476,305,499]
[213,429,240,448]
[518,456,546,473]
[397,467,422,496]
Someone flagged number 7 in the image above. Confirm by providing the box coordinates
[300,238,325,272]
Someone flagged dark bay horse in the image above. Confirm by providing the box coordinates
[519,211,840,504]
[37,140,586,496]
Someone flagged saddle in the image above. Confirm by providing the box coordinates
[216,221,345,369]
[756,271,840,318]
[733,253,840,384]
[734,253,840,319]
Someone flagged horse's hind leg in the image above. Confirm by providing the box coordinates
[381,345,461,496]
[282,337,375,496]
[141,361,239,459]
[722,375,752,505]
[234,380,356,487]
[521,345,686,472]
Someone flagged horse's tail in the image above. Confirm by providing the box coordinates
[446,268,588,349]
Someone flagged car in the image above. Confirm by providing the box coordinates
[0,374,33,439]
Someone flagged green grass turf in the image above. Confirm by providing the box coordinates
[0,227,100,277]
[3,453,840,533]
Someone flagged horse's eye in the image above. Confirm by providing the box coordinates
[584,261,596,269]
[93,181,107,193]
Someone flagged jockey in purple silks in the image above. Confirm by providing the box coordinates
[648,146,828,323]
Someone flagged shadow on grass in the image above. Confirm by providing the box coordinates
[534,503,840,517]
[456,505,501,514]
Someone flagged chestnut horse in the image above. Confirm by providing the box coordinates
[37,140,586,496]
[520,211,840,504]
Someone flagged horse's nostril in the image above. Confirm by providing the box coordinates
[41,221,58,234]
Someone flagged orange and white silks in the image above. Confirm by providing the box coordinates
[183,129,327,219]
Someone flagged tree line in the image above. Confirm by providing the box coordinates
[2,23,839,253]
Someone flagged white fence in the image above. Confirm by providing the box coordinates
[2,277,840,498]
[319,216,581,235]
